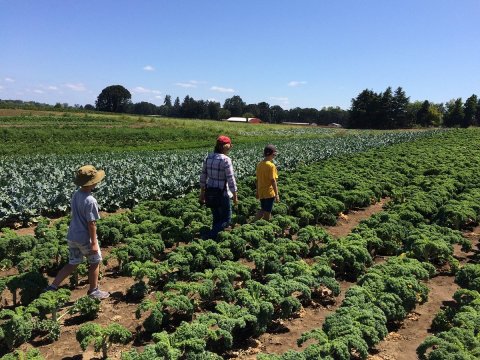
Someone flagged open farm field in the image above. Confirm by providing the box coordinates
[2,128,480,359]
[0,110,347,156]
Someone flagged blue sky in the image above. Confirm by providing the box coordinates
[1,0,479,110]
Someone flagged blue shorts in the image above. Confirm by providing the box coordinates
[260,197,275,213]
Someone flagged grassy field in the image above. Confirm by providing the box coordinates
[0,109,346,155]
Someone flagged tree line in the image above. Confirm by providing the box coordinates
[93,85,349,126]
[349,86,480,128]
[2,84,479,128]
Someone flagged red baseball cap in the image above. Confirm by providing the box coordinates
[217,135,231,144]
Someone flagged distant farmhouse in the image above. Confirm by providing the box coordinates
[225,117,262,124]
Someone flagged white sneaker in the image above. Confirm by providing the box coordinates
[88,288,110,299]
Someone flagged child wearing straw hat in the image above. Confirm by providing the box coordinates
[45,165,110,299]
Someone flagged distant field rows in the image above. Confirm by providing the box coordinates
[0,114,341,155]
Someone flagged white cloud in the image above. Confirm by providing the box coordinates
[33,89,45,94]
[270,96,290,108]
[211,86,235,93]
[4,77,14,82]
[131,86,161,95]
[175,81,197,88]
[39,85,59,91]
[143,65,155,71]
[0,85,4,90]
[288,81,307,87]
[65,83,86,91]
[132,86,150,94]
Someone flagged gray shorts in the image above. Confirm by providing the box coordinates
[67,240,102,265]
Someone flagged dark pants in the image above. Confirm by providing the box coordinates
[207,195,231,239]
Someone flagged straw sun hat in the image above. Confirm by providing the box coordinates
[74,165,106,187]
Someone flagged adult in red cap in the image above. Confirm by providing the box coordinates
[199,135,238,239]
[216,135,231,145]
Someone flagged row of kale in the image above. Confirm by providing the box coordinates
[416,264,480,359]
[117,127,480,356]
[255,132,480,359]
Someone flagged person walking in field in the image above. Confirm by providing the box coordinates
[254,144,279,221]
[199,135,238,239]
[44,165,110,299]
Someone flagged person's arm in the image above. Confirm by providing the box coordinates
[224,157,238,204]
[271,178,280,202]
[88,220,99,254]
[255,178,259,199]
[271,164,279,202]
[199,158,208,204]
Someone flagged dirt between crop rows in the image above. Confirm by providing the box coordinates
[5,202,479,359]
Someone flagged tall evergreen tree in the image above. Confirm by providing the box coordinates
[377,87,394,129]
[476,98,480,126]
[463,94,478,127]
[172,97,181,117]
[161,95,172,116]
[392,87,411,128]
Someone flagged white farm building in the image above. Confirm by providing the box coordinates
[225,117,262,123]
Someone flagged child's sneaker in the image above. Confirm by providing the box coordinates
[88,288,110,299]
[43,285,58,292]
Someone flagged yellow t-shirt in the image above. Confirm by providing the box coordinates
[256,160,278,199]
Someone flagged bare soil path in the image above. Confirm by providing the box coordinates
[367,228,480,360]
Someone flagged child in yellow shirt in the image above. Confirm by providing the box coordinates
[254,144,279,221]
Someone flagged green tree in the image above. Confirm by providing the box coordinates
[463,94,478,127]
[172,97,181,117]
[160,95,172,116]
[349,89,380,128]
[133,102,157,115]
[218,108,231,120]
[270,105,285,124]
[476,98,480,125]
[180,95,201,118]
[223,95,246,117]
[257,102,271,123]
[443,98,464,127]
[415,100,431,127]
[207,101,221,120]
[392,87,411,128]
[377,87,394,129]
[95,85,132,113]
[245,103,260,117]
